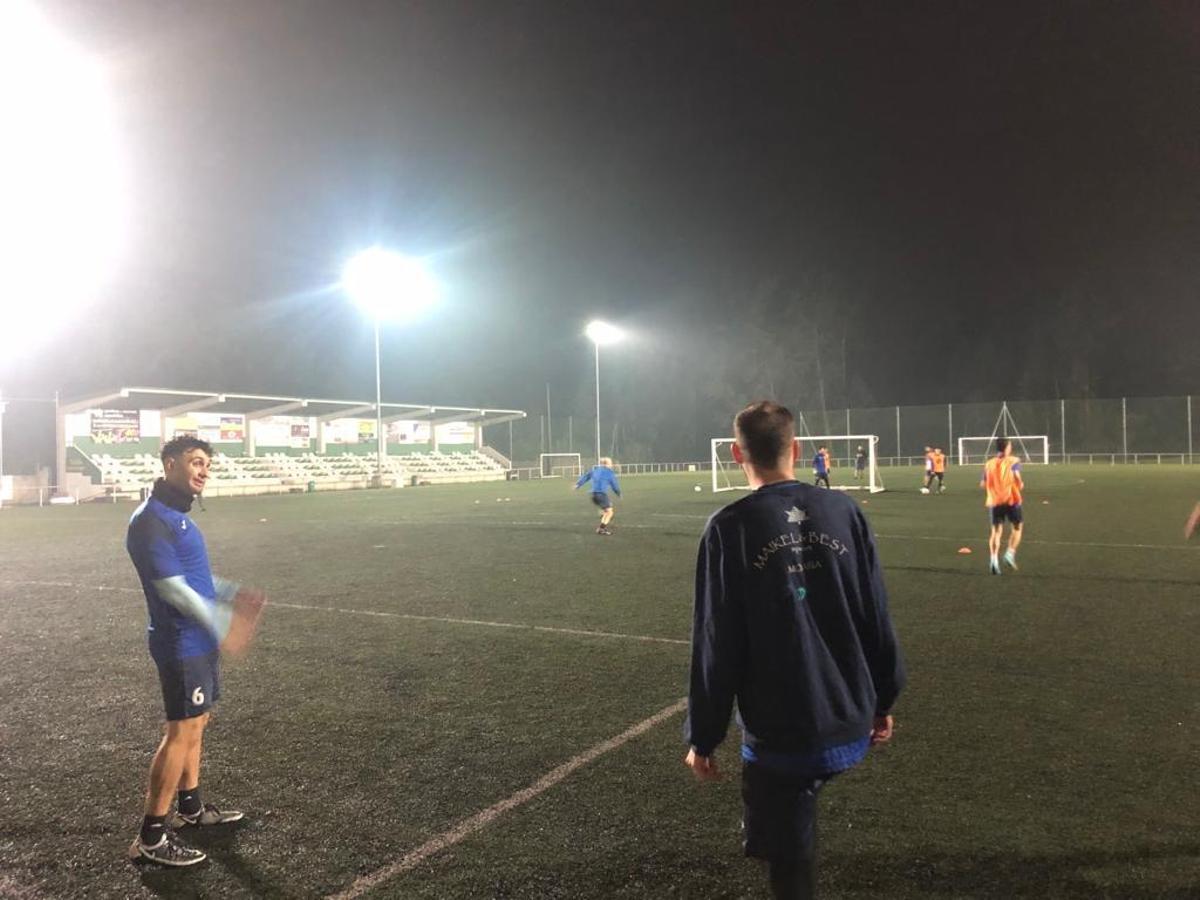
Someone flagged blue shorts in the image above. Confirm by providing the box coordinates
[590,492,612,510]
[155,650,220,721]
[990,504,1023,527]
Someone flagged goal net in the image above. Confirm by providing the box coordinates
[539,452,582,478]
[957,435,1049,466]
[711,435,884,493]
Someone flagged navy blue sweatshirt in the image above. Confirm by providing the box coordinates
[685,480,905,757]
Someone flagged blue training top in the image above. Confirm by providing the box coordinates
[575,465,621,496]
[812,452,828,475]
[127,493,219,661]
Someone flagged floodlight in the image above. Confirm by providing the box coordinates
[0,1,128,361]
[585,320,623,346]
[342,248,437,323]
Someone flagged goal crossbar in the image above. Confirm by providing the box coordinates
[711,434,884,493]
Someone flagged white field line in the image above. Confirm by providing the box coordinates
[270,601,688,646]
[325,697,688,900]
[0,581,687,647]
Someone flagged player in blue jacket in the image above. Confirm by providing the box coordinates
[685,402,905,899]
[125,437,266,867]
[574,456,622,535]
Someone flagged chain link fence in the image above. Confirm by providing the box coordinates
[486,396,1197,470]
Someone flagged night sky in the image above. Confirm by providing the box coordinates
[3,1,1198,459]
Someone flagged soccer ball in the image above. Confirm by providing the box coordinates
[693,485,702,492]
[920,487,930,495]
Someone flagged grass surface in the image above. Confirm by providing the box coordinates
[1,466,1198,898]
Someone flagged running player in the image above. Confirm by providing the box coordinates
[575,456,621,535]
[922,446,935,492]
[931,447,947,493]
[981,437,1024,574]
[812,446,831,489]
[125,436,266,866]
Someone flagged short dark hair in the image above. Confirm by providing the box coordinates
[161,435,214,464]
[734,401,795,469]
[995,437,1010,455]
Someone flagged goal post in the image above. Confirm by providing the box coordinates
[711,435,884,493]
[539,452,582,478]
[958,435,1049,466]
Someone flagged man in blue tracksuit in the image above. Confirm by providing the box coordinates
[574,456,621,535]
[125,436,266,867]
[684,401,905,899]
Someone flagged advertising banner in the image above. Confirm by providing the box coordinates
[91,409,141,443]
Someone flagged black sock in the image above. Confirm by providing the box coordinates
[177,786,202,817]
[140,814,167,846]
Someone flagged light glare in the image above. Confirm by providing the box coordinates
[585,320,623,346]
[0,1,128,360]
[342,248,438,322]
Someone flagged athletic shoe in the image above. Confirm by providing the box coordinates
[989,559,1001,575]
[599,527,613,536]
[171,803,245,828]
[1003,551,1018,571]
[128,831,207,867]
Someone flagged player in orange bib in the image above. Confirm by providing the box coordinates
[931,447,947,493]
[980,438,1024,574]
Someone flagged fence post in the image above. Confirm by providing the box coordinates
[568,415,574,453]
[1060,398,1066,464]
[947,403,953,454]
[895,406,901,462]
[1121,397,1127,462]
[1188,396,1193,464]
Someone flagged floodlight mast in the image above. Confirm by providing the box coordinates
[342,248,437,487]
[584,320,623,466]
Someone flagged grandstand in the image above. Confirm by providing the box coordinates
[57,387,524,499]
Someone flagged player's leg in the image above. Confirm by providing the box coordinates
[988,515,1003,574]
[130,714,208,865]
[937,473,945,493]
[1004,510,1023,570]
[743,761,819,900]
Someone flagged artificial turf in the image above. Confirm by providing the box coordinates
[1,465,1197,898]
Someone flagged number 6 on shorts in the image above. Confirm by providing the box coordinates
[192,686,205,706]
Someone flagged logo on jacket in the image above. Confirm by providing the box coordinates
[785,506,807,524]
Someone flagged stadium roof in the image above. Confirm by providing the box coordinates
[60,387,526,427]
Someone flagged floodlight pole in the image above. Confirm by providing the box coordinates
[593,341,601,465]
[373,319,385,487]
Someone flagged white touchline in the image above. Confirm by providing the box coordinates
[325,697,688,900]
[270,601,689,646]
[0,581,688,646]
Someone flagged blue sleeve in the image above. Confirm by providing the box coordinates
[684,523,745,756]
[611,473,621,496]
[849,509,906,715]
[575,470,592,489]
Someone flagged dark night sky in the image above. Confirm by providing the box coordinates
[5,1,1199,431]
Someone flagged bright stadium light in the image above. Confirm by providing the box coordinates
[342,248,438,323]
[342,248,438,486]
[585,320,624,464]
[0,1,129,361]
[585,320,623,347]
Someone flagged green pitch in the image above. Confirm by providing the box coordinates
[1,465,1196,898]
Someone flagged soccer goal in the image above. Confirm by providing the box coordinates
[711,435,884,493]
[957,435,1049,466]
[539,452,582,478]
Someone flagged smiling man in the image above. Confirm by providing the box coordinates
[125,436,265,866]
